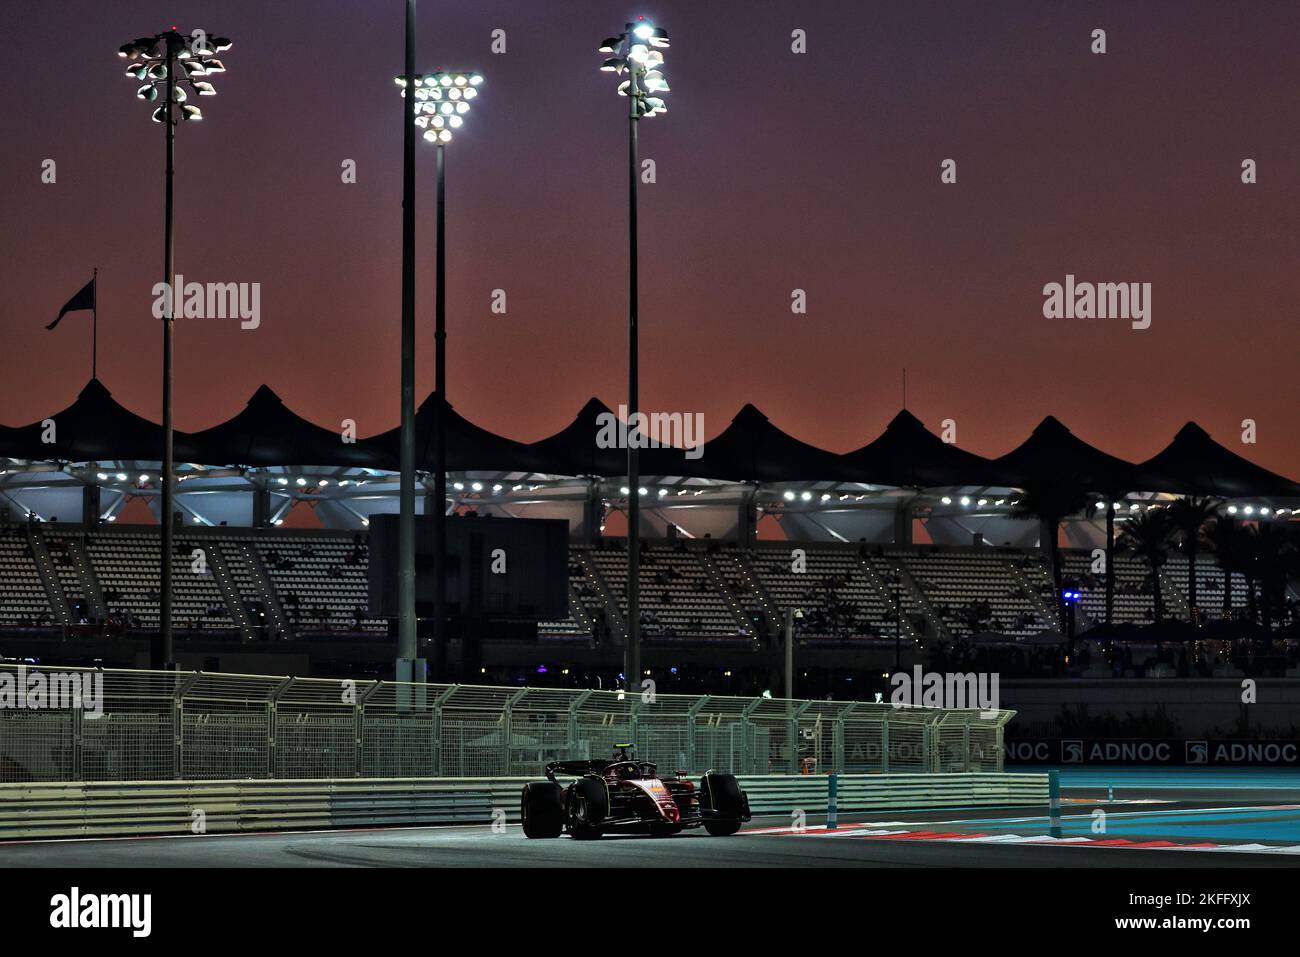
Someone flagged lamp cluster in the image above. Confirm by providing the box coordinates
[598,17,671,117]
[119,29,231,123]
[395,71,484,144]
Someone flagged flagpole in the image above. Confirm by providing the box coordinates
[92,267,98,380]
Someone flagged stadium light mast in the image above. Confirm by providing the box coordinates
[597,17,670,691]
[395,0,423,686]
[118,27,230,670]
[395,68,484,680]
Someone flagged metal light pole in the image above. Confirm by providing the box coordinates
[598,18,670,692]
[397,0,421,684]
[396,69,483,681]
[119,28,229,670]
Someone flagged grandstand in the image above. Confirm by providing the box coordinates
[0,522,1273,649]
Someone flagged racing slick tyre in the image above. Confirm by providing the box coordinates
[700,771,746,836]
[567,776,608,840]
[521,782,564,839]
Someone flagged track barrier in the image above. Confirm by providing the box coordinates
[0,772,1048,840]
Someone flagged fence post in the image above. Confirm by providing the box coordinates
[740,697,763,775]
[172,672,200,779]
[826,772,839,830]
[503,688,529,776]
[267,677,294,779]
[567,689,594,761]
[1048,769,1062,837]
[790,701,812,775]
[686,695,709,774]
[431,684,458,776]
[962,719,971,772]
[881,716,890,773]
[834,702,858,775]
[354,680,381,777]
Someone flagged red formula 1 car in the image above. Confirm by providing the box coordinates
[520,745,751,839]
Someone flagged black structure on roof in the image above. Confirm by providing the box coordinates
[369,391,550,474]
[0,378,168,462]
[657,403,856,482]
[528,397,625,477]
[993,415,1143,492]
[1139,422,1300,499]
[843,410,1016,488]
[181,385,383,468]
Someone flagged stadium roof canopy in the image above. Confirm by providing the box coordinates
[844,410,1016,488]
[1138,422,1300,499]
[657,403,857,482]
[528,397,625,477]
[181,385,379,468]
[0,378,164,462]
[993,415,1144,493]
[1,379,1298,506]
[369,391,551,474]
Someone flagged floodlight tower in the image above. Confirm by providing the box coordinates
[396,69,484,680]
[596,17,670,691]
[118,27,230,670]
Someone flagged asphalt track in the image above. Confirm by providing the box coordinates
[3,767,1299,867]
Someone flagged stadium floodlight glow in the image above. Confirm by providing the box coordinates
[941,496,952,505]
[783,490,795,501]
[397,71,482,146]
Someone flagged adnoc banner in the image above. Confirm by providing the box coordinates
[1004,737,1300,767]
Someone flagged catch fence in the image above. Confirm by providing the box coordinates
[0,664,1012,782]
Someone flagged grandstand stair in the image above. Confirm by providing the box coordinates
[230,540,295,640]
[27,527,73,627]
[564,581,598,643]
[1158,565,1191,620]
[575,550,626,642]
[855,554,923,646]
[65,538,108,621]
[876,554,951,644]
[207,543,259,642]
[697,550,765,638]
[729,549,783,639]
[1005,556,1061,632]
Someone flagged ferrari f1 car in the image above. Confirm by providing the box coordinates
[520,745,751,839]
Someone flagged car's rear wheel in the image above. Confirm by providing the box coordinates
[700,771,746,836]
[520,782,564,839]
[568,776,608,840]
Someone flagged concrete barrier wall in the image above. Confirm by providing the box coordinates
[0,772,1047,840]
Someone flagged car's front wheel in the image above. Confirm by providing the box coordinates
[700,771,746,836]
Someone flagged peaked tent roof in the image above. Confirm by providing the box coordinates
[0,378,168,462]
[843,410,1016,488]
[369,392,550,474]
[648,404,856,482]
[1138,422,1300,498]
[180,385,384,468]
[527,397,626,477]
[993,415,1143,493]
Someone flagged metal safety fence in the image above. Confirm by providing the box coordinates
[0,664,1013,783]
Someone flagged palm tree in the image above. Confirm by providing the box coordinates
[1167,496,1222,618]
[1119,509,1173,622]
[1012,478,1091,628]
[1254,524,1299,630]
[1206,515,1241,618]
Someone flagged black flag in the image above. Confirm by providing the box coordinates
[47,276,96,331]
